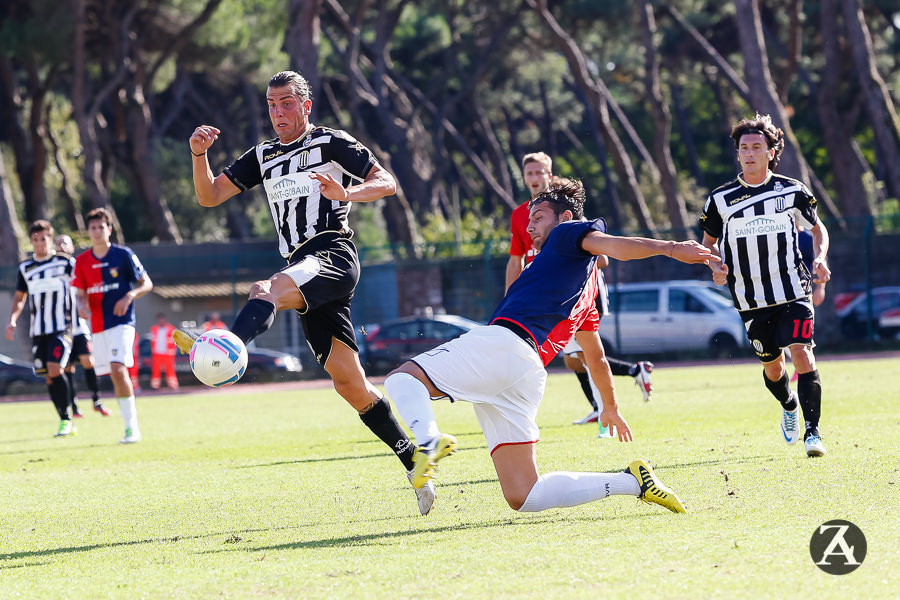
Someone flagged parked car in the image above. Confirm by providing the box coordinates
[362,315,481,374]
[137,336,303,385]
[0,353,43,396]
[879,307,900,339]
[837,286,900,339]
[599,280,748,358]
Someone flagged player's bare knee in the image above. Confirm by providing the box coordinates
[248,279,273,300]
[504,490,528,511]
[47,364,62,378]
[386,361,417,379]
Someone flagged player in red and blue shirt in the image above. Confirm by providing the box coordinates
[72,208,152,444]
[72,244,146,333]
[383,180,716,516]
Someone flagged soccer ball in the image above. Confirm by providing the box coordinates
[189,329,248,388]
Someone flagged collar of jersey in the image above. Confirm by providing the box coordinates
[737,170,773,188]
[279,123,317,146]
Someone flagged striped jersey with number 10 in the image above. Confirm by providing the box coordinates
[15,254,76,337]
[223,125,378,259]
[699,172,818,312]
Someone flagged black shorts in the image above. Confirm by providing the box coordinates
[741,300,815,363]
[31,333,73,375]
[283,234,360,365]
[71,333,93,359]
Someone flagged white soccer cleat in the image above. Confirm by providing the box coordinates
[54,420,76,438]
[804,435,826,457]
[120,427,142,444]
[780,394,800,445]
[634,361,653,402]
[408,471,436,516]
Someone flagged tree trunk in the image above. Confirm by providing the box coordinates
[841,0,900,201]
[0,151,24,266]
[531,0,656,233]
[124,81,183,242]
[45,110,86,233]
[285,0,323,121]
[637,0,689,233]
[734,0,843,226]
[816,0,873,225]
[774,0,803,104]
[70,0,116,219]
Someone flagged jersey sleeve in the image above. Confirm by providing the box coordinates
[15,267,27,293]
[794,182,819,229]
[325,130,377,180]
[509,204,530,257]
[125,248,147,283]
[699,195,723,239]
[71,256,86,290]
[223,146,263,192]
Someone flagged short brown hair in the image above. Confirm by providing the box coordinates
[530,179,585,220]
[522,152,552,173]
[731,113,785,170]
[86,207,113,227]
[268,71,312,101]
[28,220,54,237]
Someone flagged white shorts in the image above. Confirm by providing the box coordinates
[92,324,136,376]
[411,325,547,454]
[563,337,581,355]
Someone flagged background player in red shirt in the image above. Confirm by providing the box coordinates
[506,153,654,426]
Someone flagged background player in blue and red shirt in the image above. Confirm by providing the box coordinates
[72,208,153,444]
[384,180,716,515]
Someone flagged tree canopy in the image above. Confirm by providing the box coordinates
[1,0,899,266]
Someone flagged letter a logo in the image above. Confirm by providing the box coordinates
[809,519,866,575]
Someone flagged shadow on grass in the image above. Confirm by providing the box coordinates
[234,444,486,469]
[656,455,779,469]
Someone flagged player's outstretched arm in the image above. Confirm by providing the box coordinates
[190,125,241,207]
[582,231,718,266]
[5,291,26,341]
[578,330,633,442]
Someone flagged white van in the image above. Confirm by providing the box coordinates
[598,280,748,358]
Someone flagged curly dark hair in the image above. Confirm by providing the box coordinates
[529,178,585,220]
[268,71,312,101]
[730,113,785,170]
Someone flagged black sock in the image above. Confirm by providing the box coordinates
[763,370,796,409]
[84,367,100,402]
[68,371,80,413]
[230,298,277,344]
[574,371,598,410]
[359,396,416,471]
[797,370,822,438]
[607,357,636,378]
[48,373,71,420]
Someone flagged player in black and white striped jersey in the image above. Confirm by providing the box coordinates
[5,221,76,437]
[55,234,108,419]
[700,114,831,458]
[184,70,434,515]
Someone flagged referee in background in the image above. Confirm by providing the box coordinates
[700,114,831,457]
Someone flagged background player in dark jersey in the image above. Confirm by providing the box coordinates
[73,208,153,444]
[383,181,716,514]
[700,114,831,457]
[56,234,108,418]
[5,221,76,437]
[506,153,653,427]
[183,69,433,515]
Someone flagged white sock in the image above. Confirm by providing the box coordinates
[384,373,441,447]
[118,396,139,430]
[518,471,641,512]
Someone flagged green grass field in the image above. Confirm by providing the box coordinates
[1,358,898,599]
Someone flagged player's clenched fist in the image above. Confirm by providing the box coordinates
[189,125,221,155]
